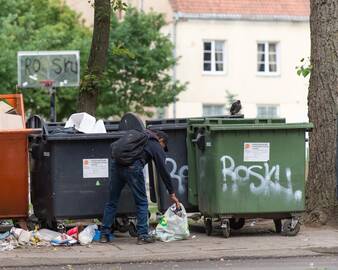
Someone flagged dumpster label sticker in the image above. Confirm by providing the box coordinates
[83,159,109,178]
[220,155,302,202]
[243,142,270,162]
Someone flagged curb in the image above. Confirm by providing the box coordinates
[1,246,335,268]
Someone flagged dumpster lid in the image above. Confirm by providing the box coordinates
[41,130,126,141]
[26,115,120,140]
[146,118,188,126]
[146,115,245,130]
[147,123,187,130]
[119,113,145,131]
[188,118,286,125]
[204,122,313,131]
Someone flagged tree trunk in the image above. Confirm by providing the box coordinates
[77,0,111,116]
[306,0,338,224]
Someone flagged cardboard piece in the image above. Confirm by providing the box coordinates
[92,120,106,133]
[0,101,13,113]
[65,112,107,134]
[0,100,24,130]
[0,113,24,129]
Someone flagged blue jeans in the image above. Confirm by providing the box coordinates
[102,160,149,236]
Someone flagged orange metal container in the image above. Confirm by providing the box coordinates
[0,94,35,219]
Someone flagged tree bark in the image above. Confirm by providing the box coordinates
[306,0,338,224]
[77,0,111,116]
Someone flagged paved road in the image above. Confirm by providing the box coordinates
[3,256,338,270]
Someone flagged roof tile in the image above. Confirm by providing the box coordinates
[169,0,309,17]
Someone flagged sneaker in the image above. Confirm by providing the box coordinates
[137,234,156,245]
[100,233,112,243]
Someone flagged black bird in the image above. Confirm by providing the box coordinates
[230,100,242,115]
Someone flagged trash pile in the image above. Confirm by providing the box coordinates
[0,224,99,252]
[0,204,191,251]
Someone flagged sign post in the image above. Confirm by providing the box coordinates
[17,51,80,121]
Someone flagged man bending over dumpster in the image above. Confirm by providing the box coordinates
[100,129,180,244]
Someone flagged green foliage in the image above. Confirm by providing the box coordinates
[87,0,128,11]
[0,0,91,120]
[0,2,184,120]
[296,57,312,78]
[111,0,128,11]
[97,8,186,117]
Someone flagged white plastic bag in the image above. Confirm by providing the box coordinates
[37,229,61,242]
[78,224,98,245]
[10,228,32,245]
[155,203,190,242]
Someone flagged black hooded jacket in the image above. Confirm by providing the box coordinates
[141,132,174,195]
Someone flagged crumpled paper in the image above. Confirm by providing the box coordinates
[0,235,19,251]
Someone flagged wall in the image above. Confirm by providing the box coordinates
[167,18,310,122]
[126,0,173,21]
[64,0,173,26]
[65,0,94,26]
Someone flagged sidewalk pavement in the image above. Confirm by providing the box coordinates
[1,221,338,268]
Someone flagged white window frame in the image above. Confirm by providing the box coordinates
[256,104,280,118]
[202,40,226,75]
[202,104,225,116]
[256,41,280,76]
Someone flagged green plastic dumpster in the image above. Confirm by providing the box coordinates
[187,118,312,237]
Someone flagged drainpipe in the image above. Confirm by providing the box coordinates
[172,13,178,119]
[140,0,144,11]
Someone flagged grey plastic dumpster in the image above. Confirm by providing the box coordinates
[146,115,244,213]
[28,117,138,235]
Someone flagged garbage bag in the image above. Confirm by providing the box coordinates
[78,224,98,245]
[35,229,61,242]
[155,203,190,242]
[51,234,77,246]
[10,227,32,245]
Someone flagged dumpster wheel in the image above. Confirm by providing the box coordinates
[221,219,230,238]
[273,219,282,233]
[115,217,129,233]
[128,222,138,237]
[230,218,245,230]
[204,218,213,236]
[281,219,300,236]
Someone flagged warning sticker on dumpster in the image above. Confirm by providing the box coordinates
[83,159,109,178]
[243,143,270,162]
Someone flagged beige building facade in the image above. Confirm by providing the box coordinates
[169,16,310,122]
[66,0,310,122]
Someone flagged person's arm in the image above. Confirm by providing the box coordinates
[148,140,180,209]
[169,193,180,210]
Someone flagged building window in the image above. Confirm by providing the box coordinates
[203,40,225,73]
[257,105,279,118]
[203,104,225,116]
[257,42,279,74]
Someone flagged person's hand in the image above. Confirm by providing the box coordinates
[170,193,180,210]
